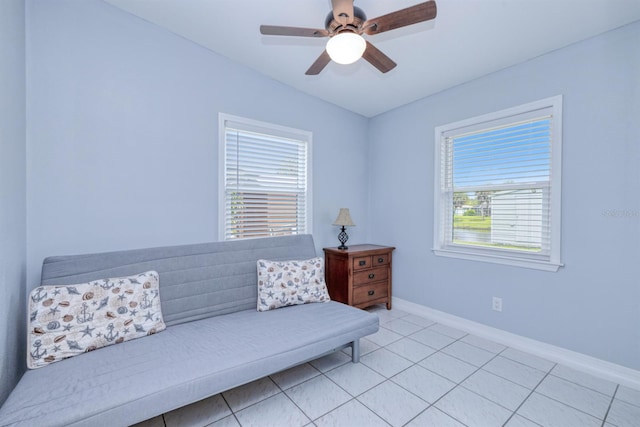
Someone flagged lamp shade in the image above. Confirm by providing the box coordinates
[333,208,355,227]
[326,33,366,65]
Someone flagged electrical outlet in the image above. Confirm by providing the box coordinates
[492,297,503,312]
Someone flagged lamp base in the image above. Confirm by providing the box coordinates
[337,226,349,250]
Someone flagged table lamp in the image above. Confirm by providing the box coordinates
[333,208,355,250]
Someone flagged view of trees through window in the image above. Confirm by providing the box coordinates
[448,116,552,254]
[452,189,544,252]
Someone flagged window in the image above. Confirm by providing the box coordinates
[433,96,563,271]
[219,114,312,240]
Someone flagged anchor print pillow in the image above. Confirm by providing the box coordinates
[27,270,166,369]
[257,257,330,312]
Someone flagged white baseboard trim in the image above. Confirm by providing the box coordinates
[393,297,640,391]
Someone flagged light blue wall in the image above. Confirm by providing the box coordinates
[368,21,640,369]
[0,0,27,404]
[25,0,369,288]
[13,2,640,407]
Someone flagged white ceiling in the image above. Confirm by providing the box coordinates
[103,0,640,117]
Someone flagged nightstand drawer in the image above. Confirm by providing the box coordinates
[353,256,371,270]
[353,266,388,285]
[372,254,389,266]
[353,281,388,305]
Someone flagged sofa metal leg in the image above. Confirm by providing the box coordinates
[351,339,360,363]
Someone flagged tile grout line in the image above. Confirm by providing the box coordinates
[219,391,244,427]
[430,344,513,426]
[546,371,619,399]
[347,317,466,426]
[269,355,394,426]
[534,376,618,423]
[357,313,439,425]
[272,369,327,426]
[399,331,506,426]
[600,384,619,427]
[353,330,434,425]
[312,395,393,427]
[482,355,548,389]
[220,376,289,425]
[502,362,556,427]
[315,359,392,424]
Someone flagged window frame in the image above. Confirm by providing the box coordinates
[433,96,563,271]
[218,113,313,241]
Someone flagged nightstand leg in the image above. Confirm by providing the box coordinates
[386,300,392,310]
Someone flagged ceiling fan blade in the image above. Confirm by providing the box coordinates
[305,50,332,75]
[331,0,355,25]
[363,1,437,35]
[260,25,328,38]
[362,41,397,73]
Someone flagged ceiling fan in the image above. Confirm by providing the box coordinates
[260,0,437,75]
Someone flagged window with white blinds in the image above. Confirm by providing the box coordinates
[219,114,311,240]
[433,96,563,271]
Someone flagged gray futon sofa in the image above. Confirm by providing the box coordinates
[0,234,379,426]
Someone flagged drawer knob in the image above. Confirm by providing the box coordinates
[368,273,375,279]
[368,290,375,296]
[359,260,366,266]
[378,257,384,263]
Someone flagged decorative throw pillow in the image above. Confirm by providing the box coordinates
[257,257,330,312]
[27,270,166,369]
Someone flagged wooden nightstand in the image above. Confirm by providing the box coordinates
[323,244,395,310]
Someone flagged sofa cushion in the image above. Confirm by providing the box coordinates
[27,271,166,369]
[257,257,330,311]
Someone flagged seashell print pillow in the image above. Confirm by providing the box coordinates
[27,271,166,369]
[257,258,330,312]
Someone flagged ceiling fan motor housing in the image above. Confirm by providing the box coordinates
[325,6,366,34]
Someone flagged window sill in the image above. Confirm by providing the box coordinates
[432,248,563,272]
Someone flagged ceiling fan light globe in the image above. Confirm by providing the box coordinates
[326,33,366,65]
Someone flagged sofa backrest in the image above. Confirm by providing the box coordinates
[40,234,318,327]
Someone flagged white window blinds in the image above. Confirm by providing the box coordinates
[220,115,311,240]
[445,115,552,253]
[434,96,563,271]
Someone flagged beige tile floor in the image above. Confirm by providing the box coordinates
[133,306,640,427]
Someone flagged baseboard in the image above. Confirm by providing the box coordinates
[393,297,640,391]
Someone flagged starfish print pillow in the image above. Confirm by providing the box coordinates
[257,258,330,312]
[27,270,166,369]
